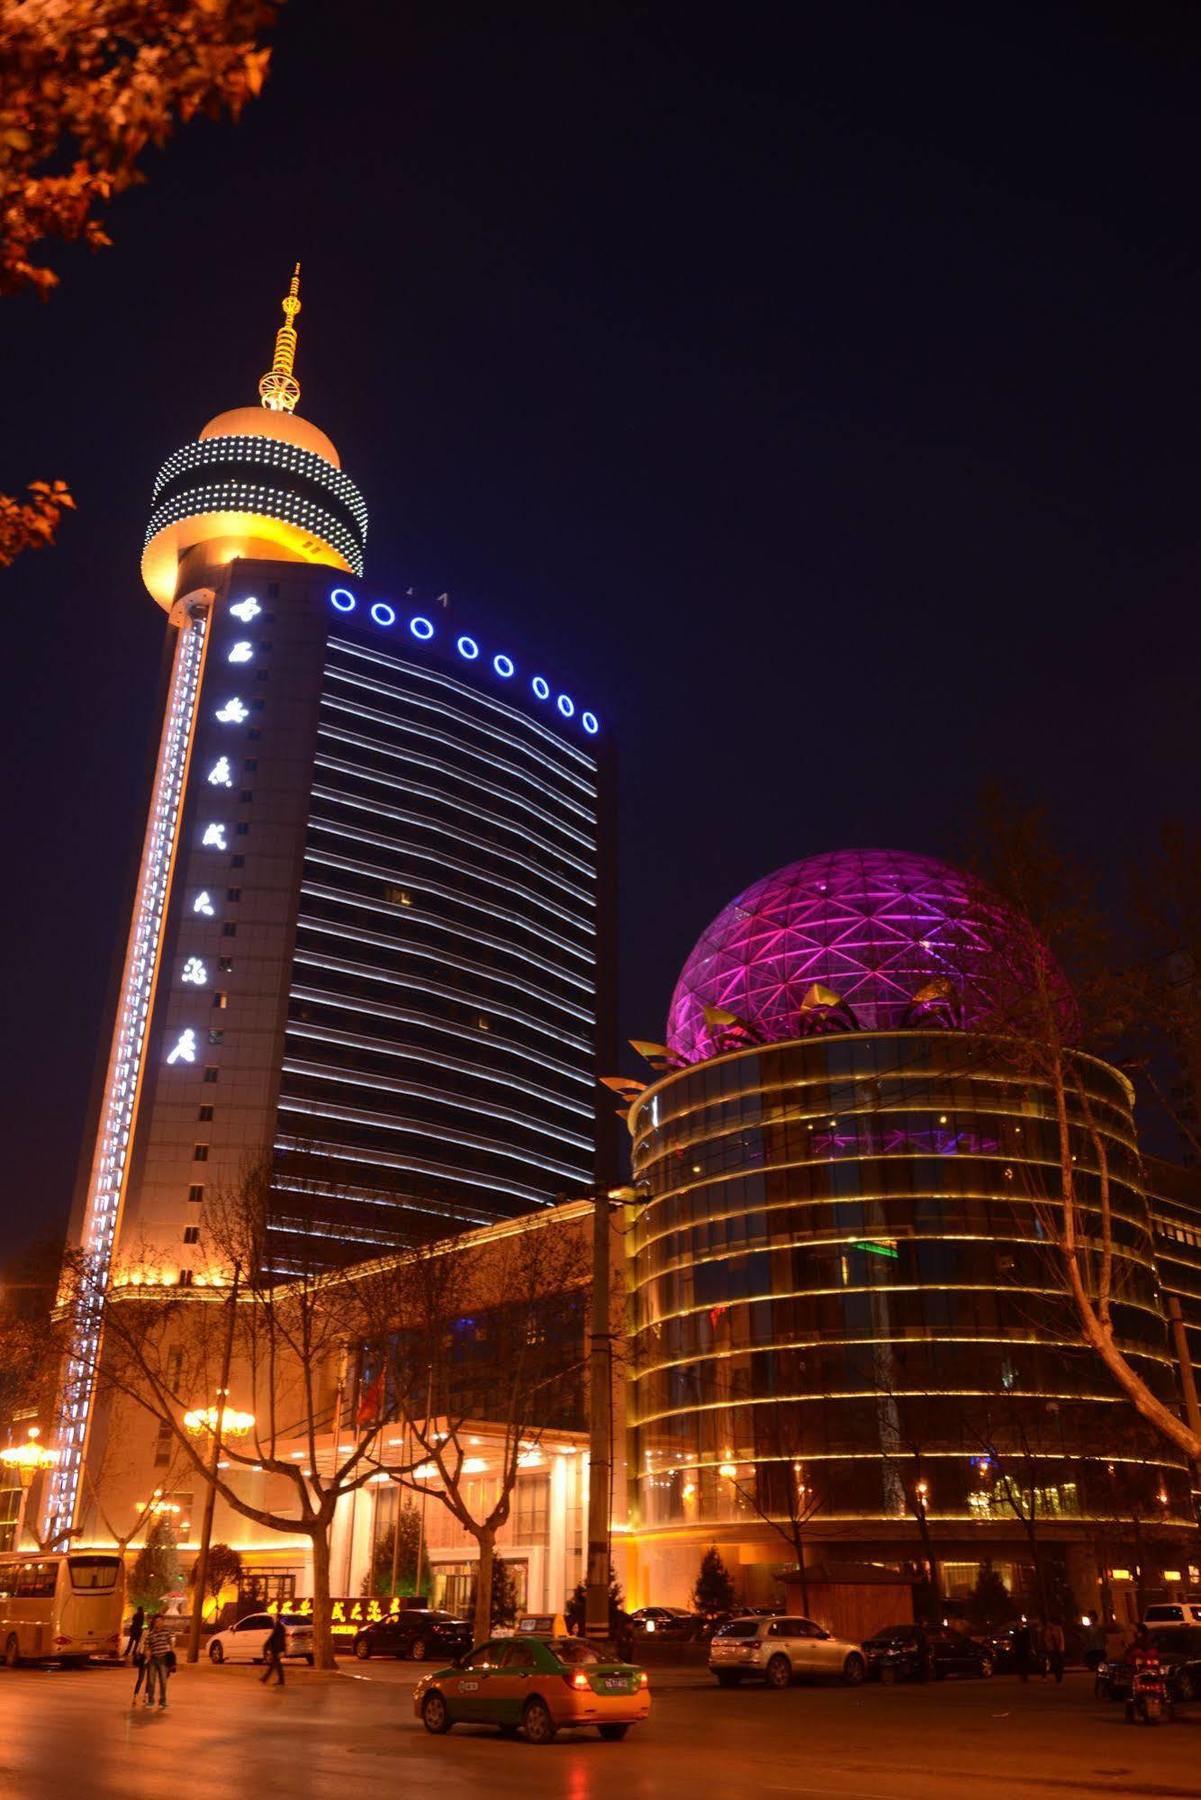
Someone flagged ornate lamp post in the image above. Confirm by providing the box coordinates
[0,1428,59,1550]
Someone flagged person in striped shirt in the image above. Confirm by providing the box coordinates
[144,1614,173,1708]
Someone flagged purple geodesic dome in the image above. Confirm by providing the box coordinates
[666,848,1057,1065]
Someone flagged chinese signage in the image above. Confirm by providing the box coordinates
[272,1595,425,1637]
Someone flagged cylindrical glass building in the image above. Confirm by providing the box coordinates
[626,851,1189,1599]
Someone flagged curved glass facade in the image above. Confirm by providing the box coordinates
[270,587,615,1267]
[627,1033,1187,1535]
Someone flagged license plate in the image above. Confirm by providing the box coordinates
[603,1678,626,1692]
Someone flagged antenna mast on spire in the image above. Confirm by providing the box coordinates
[258,262,302,413]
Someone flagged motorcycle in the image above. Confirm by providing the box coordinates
[1125,1656,1173,1725]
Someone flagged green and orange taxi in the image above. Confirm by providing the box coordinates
[414,1633,651,1743]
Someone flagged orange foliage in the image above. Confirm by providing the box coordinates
[0,480,76,567]
[0,0,283,297]
[0,1,282,566]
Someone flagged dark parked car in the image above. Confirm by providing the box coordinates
[1096,1627,1201,1705]
[626,1607,702,1640]
[351,1609,472,1663]
[862,1624,993,1682]
[981,1623,1047,1675]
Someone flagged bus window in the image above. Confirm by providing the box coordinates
[17,1561,57,1598]
[68,1556,121,1591]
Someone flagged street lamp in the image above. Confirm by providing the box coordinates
[586,1182,645,1641]
[184,1387,253,1663]
[184,1403,255,1438]
[0,1428,59,1551]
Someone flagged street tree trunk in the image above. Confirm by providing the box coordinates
[310,1524,335,1670]
[473,1528,494,1644]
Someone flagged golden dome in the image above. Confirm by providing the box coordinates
[142,267,366,607]
[198,405,340,470]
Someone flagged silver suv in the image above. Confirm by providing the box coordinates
[709,1614,866,1688]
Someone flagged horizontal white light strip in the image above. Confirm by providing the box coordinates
[277,1095,590,1181]
[272,1136,575,1207]
[313,752,596,878]
[317,722,597,847]
[296,911,594,1027]
[310,784,594,912]
[631,1167,1156,1271]
[634,1087,1138,1169]
[632,1067,1140,1163]
[284,1024,591,1118]
[289,943,590,1051]
[631,1380,1171,1430]
[268,1176,497,1232]
[307,819,594,941]
[630,1328,1175,1385]
[631,1183,1156,1272]
[303,847,592,968]
[326,638,598,779]
[287,991,592,1088]
[635,1231,1158,1293]
[634,1275,1171,1338]
[320,695,598,825]
[281,1057,594,1151]
[291,949,592,1057]
[299,880,595,996]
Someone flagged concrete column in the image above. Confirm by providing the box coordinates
[328,1490,355,1600]
[548,1456,569,1613]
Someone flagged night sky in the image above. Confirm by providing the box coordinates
[4,2,1201,1260]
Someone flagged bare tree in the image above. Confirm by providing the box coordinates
[868,1367,942,1603]
[965,793,1201,1465]
[355,1216,590,1643]
[64,1159,395,1667]
[1130,822,1201,1163]
[965,1392,1071,1623]
[718,1359,827,1614]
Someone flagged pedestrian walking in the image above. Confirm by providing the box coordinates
[144,1613,173,1709]
[130,1642,147,1704]
[1012,1619,1032,1683]
[260,1616,287,1687]
[124,1605,145,1662]
[1045,1618,1066,1685]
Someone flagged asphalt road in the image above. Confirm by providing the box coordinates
[0,1659,1197,1800]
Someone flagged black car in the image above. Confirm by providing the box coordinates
[351,1609,472,1663]
[1096,1627,1201,1704]
[625,1607,703,1641]
[862,1624,994,1682]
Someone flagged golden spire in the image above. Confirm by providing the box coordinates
[258,262,302,413]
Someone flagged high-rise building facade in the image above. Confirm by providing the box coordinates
[48,276,614,1540]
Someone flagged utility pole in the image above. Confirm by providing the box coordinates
[586,1185,636,1640]
[186,1262,240,1663]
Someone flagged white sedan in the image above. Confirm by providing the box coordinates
[207,1611,314,1665]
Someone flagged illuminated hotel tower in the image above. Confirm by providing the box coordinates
[48,273,614,1539]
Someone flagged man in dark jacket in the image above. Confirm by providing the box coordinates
[261,1616,287,1687]
[1012,1620,1032,1683]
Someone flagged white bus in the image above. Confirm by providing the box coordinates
[0,1551,125,1667]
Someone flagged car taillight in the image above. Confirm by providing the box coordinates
[567,1669,591,1690]
[638,1671,649,1689]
